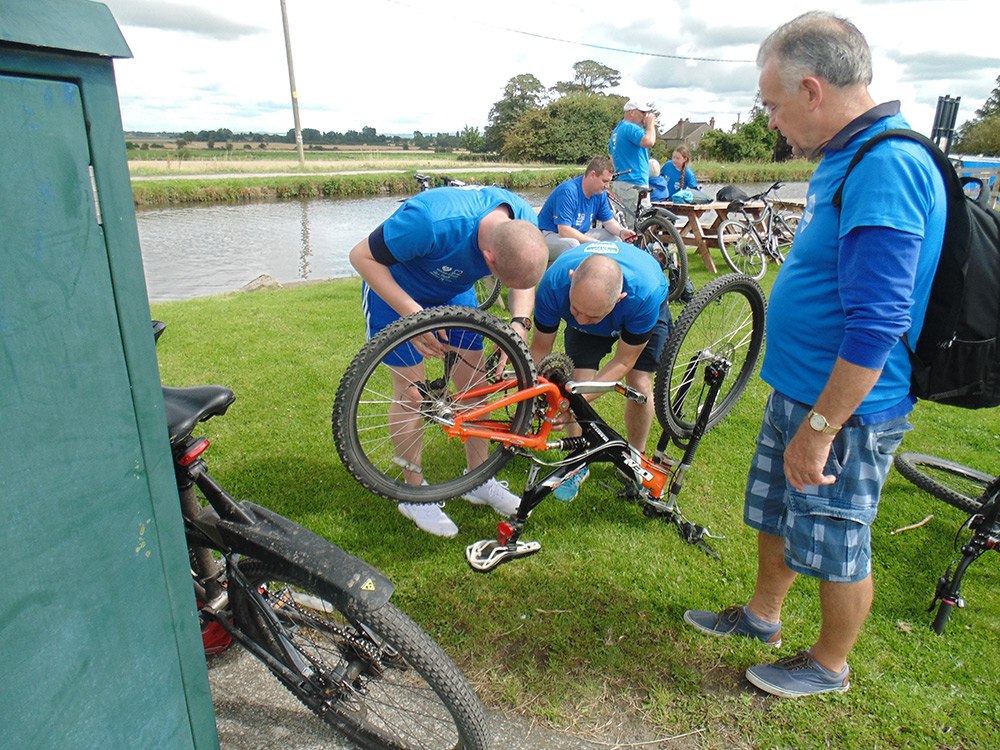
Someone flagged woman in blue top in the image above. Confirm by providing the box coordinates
[662,145,698,196]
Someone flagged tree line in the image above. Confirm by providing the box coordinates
[159,67,1000,160]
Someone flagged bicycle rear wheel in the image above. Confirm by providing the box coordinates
[636,216,689,303]
[230,560,492,750]
[333,306,537,503]
[654,274,766,440]
[893,452,992,514]
[474,275,502,311]
[718,220,766,279]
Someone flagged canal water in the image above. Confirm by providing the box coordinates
[136,182,808,303]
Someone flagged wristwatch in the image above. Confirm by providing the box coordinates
[807,410,841,435]
[511,316,532,331]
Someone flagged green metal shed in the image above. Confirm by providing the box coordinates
[1,1,219,746]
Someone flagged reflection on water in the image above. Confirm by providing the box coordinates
[137,184,806,303]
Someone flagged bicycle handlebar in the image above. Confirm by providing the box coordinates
[611,168,632,180]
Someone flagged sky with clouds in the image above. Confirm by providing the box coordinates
[102,0,1000,139]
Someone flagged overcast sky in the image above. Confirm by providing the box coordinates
[102,0,1000,139]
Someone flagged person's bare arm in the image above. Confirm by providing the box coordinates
[349,237,447,357]
[601,217,635,240]
[639,112,657,148]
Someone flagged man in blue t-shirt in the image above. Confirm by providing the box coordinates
[349,185,548,537]
[608,99,657,224]
[529,241,671,500]
[537,155,636,261]
[683,12,946,700]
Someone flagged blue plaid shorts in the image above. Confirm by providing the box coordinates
[744,390,910,583]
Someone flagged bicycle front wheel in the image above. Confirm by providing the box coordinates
[333,306,537,503]
[893,452,992,514]
[654,274,766,440]
[718,220,766,279]
[636,216,689,303]
[230,560,492,750]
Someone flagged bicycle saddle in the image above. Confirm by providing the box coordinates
[162,385,236,445]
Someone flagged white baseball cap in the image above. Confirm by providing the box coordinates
[624,99,653,112]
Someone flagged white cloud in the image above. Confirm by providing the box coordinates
[100,0,1000,137]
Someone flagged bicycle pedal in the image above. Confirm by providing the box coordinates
[465,539,541,572]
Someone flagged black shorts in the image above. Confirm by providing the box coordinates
[563,299,673,372]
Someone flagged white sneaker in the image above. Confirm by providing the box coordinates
[398,502,458,538]
[462,477,520,516]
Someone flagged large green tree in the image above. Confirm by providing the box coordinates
[698,110,778,162]
[501,92,626,163]
[955,74,1000,156]
[551,60,621,97]
[483,73,546,153]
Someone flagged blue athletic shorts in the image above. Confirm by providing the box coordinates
[744,390,910,583]
[362,283,481,367]
[563,299,673,373]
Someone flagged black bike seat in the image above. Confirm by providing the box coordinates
[162,385,236,445]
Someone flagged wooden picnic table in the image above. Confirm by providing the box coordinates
[654,199,806,273]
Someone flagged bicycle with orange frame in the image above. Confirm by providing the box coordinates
[333,274,767,571]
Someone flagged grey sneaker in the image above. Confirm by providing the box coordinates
[745,650,850,698]
[683,605,782,646]
[398,502,458,538]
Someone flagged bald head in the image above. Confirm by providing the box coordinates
[569,254,624,324]
[488,219,548,290]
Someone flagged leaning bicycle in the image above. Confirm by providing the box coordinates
[893,452,1000,634]
[155,321,492,750]
[606,171,690,304]
[332,274,766,569]
[717,181,801,280]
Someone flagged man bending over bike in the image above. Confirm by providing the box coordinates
[529,241,671,501]
[537,155,636,261]
[349,185,548,537]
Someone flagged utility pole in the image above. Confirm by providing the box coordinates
[279,0,305,167]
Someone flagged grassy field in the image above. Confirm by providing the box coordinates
[150,264,998,749]
[128,146,816,205]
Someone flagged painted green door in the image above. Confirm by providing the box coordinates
[0,72,217,747]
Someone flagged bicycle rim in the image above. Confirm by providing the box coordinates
[654,274,766,439]
[718,220,766,279]
[333,306,537,503]
[474,275,502,311]
[893,452,991,514]
[637,216,689,303]
[230,560,492,750]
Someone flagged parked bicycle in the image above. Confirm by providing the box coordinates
[717,181,802,280]
[332,274,766,570]
[412,173,502,310]
[154,321,492,750]
[606,170,690,304]
[893,451,1000,634]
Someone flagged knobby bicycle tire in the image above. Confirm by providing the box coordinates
[333,306,537,503]
[474,275,503,311]
[893,452,992,515]
[230,560,492,750]
[718,220,767,280]
[654,273,766,440]
[636,216,689,303]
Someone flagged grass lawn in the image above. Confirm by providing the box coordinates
[151,264,998,749]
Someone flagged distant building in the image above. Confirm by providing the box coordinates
[660,117,716,153]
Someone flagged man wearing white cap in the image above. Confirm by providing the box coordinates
[608,99,657,224]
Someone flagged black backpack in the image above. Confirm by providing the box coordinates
[834,129,1000,409]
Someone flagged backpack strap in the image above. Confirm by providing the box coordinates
[832,128,969,355]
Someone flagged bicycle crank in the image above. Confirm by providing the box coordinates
[466,539,541,572]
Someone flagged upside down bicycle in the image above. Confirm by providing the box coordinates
[155,321,492,749]
[332,273,766,571]
[893,451,1000,634]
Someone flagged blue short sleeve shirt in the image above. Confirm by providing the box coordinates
[537,175,614,233]
[374,186,538,304]
[608,121,649,187]
[534,241,668,339]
